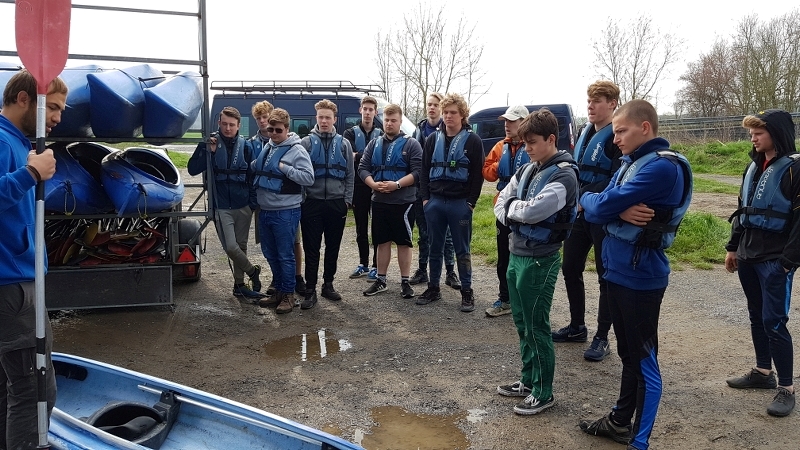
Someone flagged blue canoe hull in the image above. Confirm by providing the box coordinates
[45,142,115,215]
[101,147,184,216]
[143,71,203,139]
[50,65,104,138]
[87,64,164,138]
[48,353,363,450]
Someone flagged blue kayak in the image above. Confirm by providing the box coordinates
[50,65,104,138]
[101,147,184,216]
[87,64,164,138]
[45,142,116,215]
[143,71,203,139]
[0,62,23,93]
[49,353,364,450]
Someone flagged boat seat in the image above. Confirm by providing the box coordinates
[85,391,180,450]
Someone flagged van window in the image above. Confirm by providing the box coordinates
[292,118,312,137]
[343,115,361,130]
[477,121,504,140]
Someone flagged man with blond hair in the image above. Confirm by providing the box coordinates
[299,99,354,309]
[418,93,484,312]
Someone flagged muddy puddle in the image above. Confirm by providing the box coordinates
[354,406,469,450]
[262,329,352,361]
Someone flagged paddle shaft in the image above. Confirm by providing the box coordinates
[34,96,49,450]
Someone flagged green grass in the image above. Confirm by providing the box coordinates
[471,194,499,264]
[166,151,189,169]
[693,177,740,195]
[675,141,752,175]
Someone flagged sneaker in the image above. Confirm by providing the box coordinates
[294,276,306,295]
[233,283,266,299]
[349,265,368,279]
[276,292,293,314]
[486,300,512,317]
[497,381,532,397]
[460,288,475,312]
[415,285,441,305]
[726,368,778,389]
[366,267,378,282]
[300,289,318,310]
[363,280,387,296]
[258,292,280,308]
[767,387,795,417]
[584,336,612,362]
[579,414,632,445]
[409,268,428,285]
[445,271,461,290]
[401,281,415,299]
[248,265,262,292]
[321,282,342,301]
[513,395,555,415]
[266,281,276,296]
[551,324,588,343]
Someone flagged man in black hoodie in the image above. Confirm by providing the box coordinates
[725,109,800,417]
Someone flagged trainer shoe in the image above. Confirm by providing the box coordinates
[579,413,632,445]
[486,300,512,317]
[401,281,415,299]
[321,282,342,301]
[248,265,262,292]
[349,265,368,279]
[415,285,441,305]
[497,381,532,397]
[233,283,266,299]
[363,279,387,296]
[460,288,475,312]
[276,292,293,314]
[294,275,306,295]
[767,387,795,417]
[366,267,378,282]
[409,268,428,285]
[551,324,588,343]
[726,368,778,389]
[584,336,612,362]
[513,395,555,415]
[300,289,318,310]
[445,271,461,290]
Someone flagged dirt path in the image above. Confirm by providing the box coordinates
[49,175,799,449]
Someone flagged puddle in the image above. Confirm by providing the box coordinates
[356,406,468,450]
[262,329,351,361]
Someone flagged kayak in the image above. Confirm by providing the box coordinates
[49,353,363,450]
[45,142,115,215]
[101,147,184,216]
[87,64,164,138]
[143,71,203,139]
[50,65,103,138]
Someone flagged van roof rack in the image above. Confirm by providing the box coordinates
[210,80,386,96]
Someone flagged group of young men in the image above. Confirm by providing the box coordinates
[2,66,797,448]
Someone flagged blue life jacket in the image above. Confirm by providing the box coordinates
[497,142,529,191]
[731,153,800,233]
[574,123,615,185]
[213,136,250,184]
[371,135,410,181]
[606,150,693,249]
[353,126,383,154]
[309,134,347,180]
[510,162,578,244]
[430,129,471,182]
[252,143,301,194]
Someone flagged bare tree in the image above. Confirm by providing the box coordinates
[373,2,490,122]
[676,40,738,116]
[592,14,683,103]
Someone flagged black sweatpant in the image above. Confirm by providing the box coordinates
[353,183,376,268]
[495,219,511,302]
[301,198,347,288]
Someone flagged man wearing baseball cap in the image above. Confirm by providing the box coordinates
[482,105,530,317]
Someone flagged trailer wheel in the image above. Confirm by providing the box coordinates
[177,218,202,245]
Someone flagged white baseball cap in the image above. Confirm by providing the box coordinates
[498,105,530,121]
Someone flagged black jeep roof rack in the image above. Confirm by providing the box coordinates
[209,80,386,97]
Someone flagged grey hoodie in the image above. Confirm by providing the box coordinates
[300,125,354,204]
[254,132,315,211]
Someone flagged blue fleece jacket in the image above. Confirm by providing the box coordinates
[581,137,687,290]
[0,114,42,286]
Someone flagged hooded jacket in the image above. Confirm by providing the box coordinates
[252,132,315,211]
[300,125,354,204]
[0,114,42,285]
[726,109,800,269]
[419,125,485,206]
[483,137,526,205]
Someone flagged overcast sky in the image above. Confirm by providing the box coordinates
[1,0,797,117]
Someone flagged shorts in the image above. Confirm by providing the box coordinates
[371,202,415,247]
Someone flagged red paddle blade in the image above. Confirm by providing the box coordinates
[15,0,71,94]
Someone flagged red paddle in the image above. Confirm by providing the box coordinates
[14,0,71,447]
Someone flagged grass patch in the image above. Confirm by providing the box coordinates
[471,194,498,264]
[166,151,189,169]
[693,177,740,195]
[674,141,752,175]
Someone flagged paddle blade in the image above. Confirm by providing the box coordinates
[15,0,72,94]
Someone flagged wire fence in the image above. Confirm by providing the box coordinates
[660,113,800,144]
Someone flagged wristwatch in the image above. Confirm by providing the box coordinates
[396,181,402,190]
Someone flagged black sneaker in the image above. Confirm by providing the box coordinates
[233,283,266,299]
[295,275,306,295]
[767,387,795,417]
[409,268,428,285]
[460,288,475,312]
[300,289,317,310]
[726,368,777,389]
[551,324,588,343]
[248,265,262,293]
[497,381,532,397]
[401,281,415,299]
[513,395,555,415]
[321,282,342,301]
[579,414,632,444]
[363,280,387,296]
[584,336,612,362]
[415,285,441,305]
[445,271,461,290]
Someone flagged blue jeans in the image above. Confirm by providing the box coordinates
[424,195,473,289]
[259,208,301,293]
[414,198,454,270]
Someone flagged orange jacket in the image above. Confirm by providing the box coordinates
[483,137,524,204]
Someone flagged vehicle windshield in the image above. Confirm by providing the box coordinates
[375,97,417,136]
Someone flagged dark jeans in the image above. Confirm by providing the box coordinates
[606,281,665,450]
[353,183,376,268]
[424,195,473,289]
[259,207,301,294]
[495,219,511,302]
[414,197,454,270]
[737,258,795,386]
[561,214,612,338]
[301,198,347,288]
[0,282,56,450]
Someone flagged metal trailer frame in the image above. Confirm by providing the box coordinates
[0,0,214,310]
